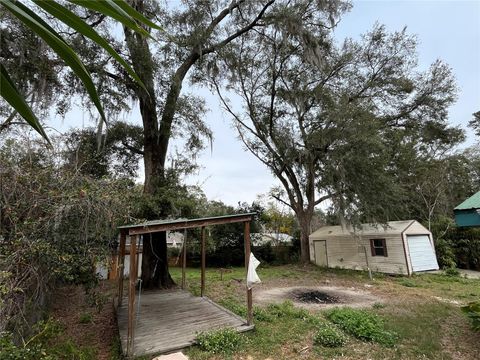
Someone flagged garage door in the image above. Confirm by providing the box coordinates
[407,235,439,272]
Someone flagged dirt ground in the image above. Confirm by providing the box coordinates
[431,269,480,279]
[49,281,118,360]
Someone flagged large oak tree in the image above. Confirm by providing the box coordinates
[209,23,461,262]
[3,0,348,287]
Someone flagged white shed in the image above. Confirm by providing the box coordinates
[309,220,439,275]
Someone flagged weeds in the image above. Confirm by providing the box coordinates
[79,313,93,324]
[196,328,242,354]
[265,301,310,320]
[461,301,480,331]
[313,324,348,347]
[0,319,96,360]
[326,307,398,347]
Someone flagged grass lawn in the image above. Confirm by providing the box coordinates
[165,264,480,360]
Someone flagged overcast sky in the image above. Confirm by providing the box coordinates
[57,0,480,207]
[179,0,480,206]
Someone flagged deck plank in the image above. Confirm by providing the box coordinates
[117,289,253,357]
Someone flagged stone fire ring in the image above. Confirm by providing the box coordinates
[253,286,382,309]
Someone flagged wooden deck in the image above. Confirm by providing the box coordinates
[117,289,254,357]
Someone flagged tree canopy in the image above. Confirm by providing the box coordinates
[210,20,463,261]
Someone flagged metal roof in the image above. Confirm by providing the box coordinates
[310,220,418,238]
[454,191,480,211]
[118,213,256,235]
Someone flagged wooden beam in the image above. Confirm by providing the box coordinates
[117,232,126,307]
[181,230,187,290]
[108,252,118,280]
[127,234,137,357]
[201,226,206,297]
[127,214,253,235]
[136,238,141,280]
[244,221,253,325]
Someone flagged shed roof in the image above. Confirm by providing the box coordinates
[454,191,480,211]
[119,213,255,235]
[310,220,419,238]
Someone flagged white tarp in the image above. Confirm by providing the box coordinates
[247,253,261,289]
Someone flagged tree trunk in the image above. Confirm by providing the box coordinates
[124,0,175,289]
[122,0,268,288]
[297,211,313,264]
[141,232,174,289]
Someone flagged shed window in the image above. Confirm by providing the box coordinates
[370,239,388,257]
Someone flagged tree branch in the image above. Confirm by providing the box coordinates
[202,0,276,55]
[120,141,144,156]
[271,194,294,210]
[314,192,334,206]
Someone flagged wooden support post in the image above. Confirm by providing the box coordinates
[182,230,187,290]
[117,232,126,307]
[126,234,137,357]
[201,226,206,297]
[108,252,118,281]
[136,237,141,279]
[244,221,253,325]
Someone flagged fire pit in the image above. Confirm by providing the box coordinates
[254,286,382,309]
[291,289,340,304]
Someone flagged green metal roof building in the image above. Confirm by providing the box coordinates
[454,191,480,227]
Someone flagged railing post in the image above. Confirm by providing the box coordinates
[127,234,137,357]
[117,232,126,307]
[201,226,206,297]
[244,221,253,325]
[182,230,187,289]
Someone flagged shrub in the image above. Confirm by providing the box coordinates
[0,139,138,338]
[326,307,398,346]
[461,301,480,331]
[313,324,348,347]
[433,237,457,269]
[444,267,460,277]
[196,328,242,354]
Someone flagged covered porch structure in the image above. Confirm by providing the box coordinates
[454,191,480,227]
[115,213,256,357]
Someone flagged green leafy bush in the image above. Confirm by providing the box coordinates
[326,307,398,346]
[313,324,348,347]
[433,237,457,269]
[196,328,242,354]
[461,301,480,331]
[0,139,138,338]
[444,267,460,277]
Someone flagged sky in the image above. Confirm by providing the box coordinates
[179,0,480,206]
[57,0,480,207]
